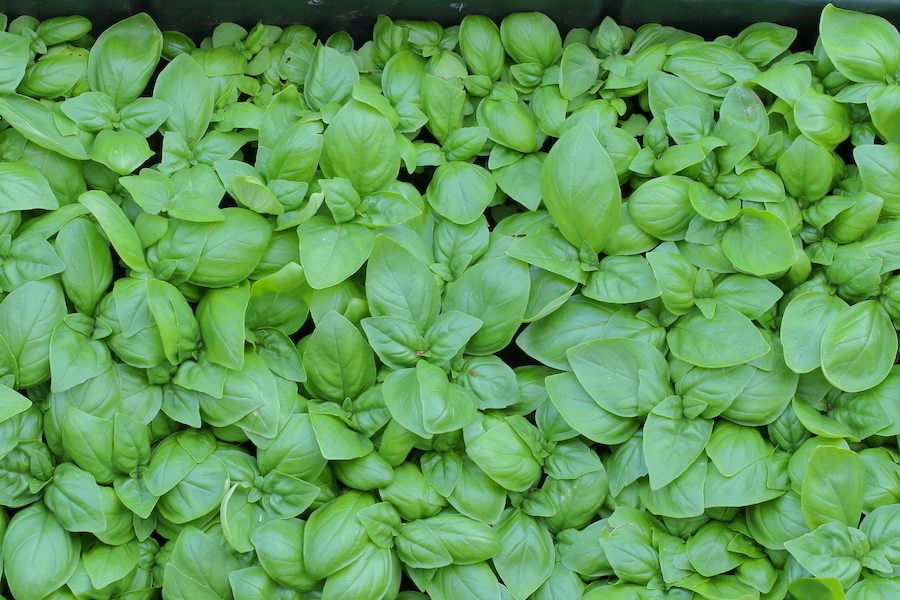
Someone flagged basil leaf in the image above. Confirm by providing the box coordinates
[87,13,163,109]
[820,300,897,392]
[819,4,900,83]
[541,125,621,253]
[2,503,81,600]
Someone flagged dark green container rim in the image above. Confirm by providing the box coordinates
[3,0,899,42]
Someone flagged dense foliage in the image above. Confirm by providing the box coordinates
[0,3,898,599]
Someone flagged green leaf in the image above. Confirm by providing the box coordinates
[0,231,65,289]
[154,53,215,143]
[854,143,900,218]
[43,463,107,533]
[2,503,80,600]
[119,96,171,137]
[397,513,500,568]
[302,310,376,402]
[312,409,374,460]
[541,125,620,252]
[245,263,309,337]
[251,519,319,591]
[643,395,713,489]
[366,236,440,325]
[0,278,67,388]
[500,12,561,67]
[640,455,708,519]
[464,414,543,492]
[87,13,163,109]
[780,291,849,374]
[734,22,797,66]
[0,31,30,93]
[443,255,530,355]
[459,15,505,79]
[684,522,748,577]
[785,522,867,588]
[163,526,240,600]
[628,175,694,241]
[583,255,661,303]
[0,382,31,423]
[477,94,540,153]
[599,507,661,584]
[79,190,149,273]
[559,43,600,99]
[788,578,846,600]
[383,361,478,437]
[320,544,398,600]
[795,88,851,148]
[493,509,555,599]
[819,4,900,83]
[220,484,264,553]
[493,152,545,210]
[304,45,359,110]
[303,491,375,579]
[61,407,116,484]
[0,161,59,213]
[216,160,283,215]
[722,207,796,277]
[299,216,376,289]
[545,371,639,444]
[82,540,140,590]
[421,74,466,144]
[801,445,865,529]
[112,412,152,475]
[427,161,497,225]
[427,563,504,600]
[668,305,770,368]
[0,93,89,160]
[321,99,400,194]
[442,126,489,162]
[49,314,111,393]
[54,219,113,315]
[868,84,900,144]
[361,316,421,369]
[566,337,670,417]
[146,278,200,366]
[776,135,836,202]
[506,228,584,283]
[424,310,483,367]
[820,300,897,392]
[197,283,251,370]
[705,421,771,478]
[859,504,900,577]
[88,128,153,175]
[746,491,810,550]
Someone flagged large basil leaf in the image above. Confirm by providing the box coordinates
[3,503,81,600]
[493,509,555,599]
[153,53,214,144]
[0,161,59,213]
[302,310,376,402]
[321,99,401,194]
[87,13,163,109]
[541,125,621,253]
[0,278,67,388]
[819,4,900,83]
[668,306,770,368]
[567,337,670,417]
[801,445,865,530]
[820,300,897,392]
[443,255,530,355]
